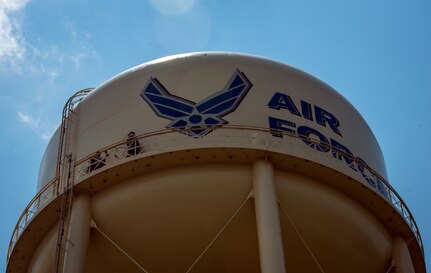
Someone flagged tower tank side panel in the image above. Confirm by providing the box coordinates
[37,127,60,191]
[26,223,58,273]
[275,170,393,273]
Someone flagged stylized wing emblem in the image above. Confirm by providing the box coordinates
[140,70,252,137]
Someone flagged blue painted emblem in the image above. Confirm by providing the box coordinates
[140,70,252,137]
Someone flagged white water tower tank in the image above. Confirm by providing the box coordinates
[6,52,425,273]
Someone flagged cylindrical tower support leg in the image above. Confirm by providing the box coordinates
[252,159,286,273]
[392,236,416,273]
[63,193,92,273]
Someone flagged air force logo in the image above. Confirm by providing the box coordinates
[140,70,252,138]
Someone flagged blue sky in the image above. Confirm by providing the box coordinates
[0,0,430,271]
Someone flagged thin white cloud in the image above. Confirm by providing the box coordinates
[17,111,39,129]
[0,5,99,77]
[22,21,100,77]
[1,4,98,143]
[70,49,98,70]
[17,111,54,141]
[63,20,100,70]
[0,0,29,68]
[0,0,28,11]
[9,19,99,142]
[25,45,64,80]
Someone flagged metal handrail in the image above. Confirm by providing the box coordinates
[74,125,424,254]
[6,125,424,265]
[7,177,58,260]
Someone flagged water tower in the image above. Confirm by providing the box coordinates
[6,52,425,273]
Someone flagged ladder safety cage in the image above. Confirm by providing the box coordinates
[52,88,93,273]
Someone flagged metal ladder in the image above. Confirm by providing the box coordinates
[53,88,93,273]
